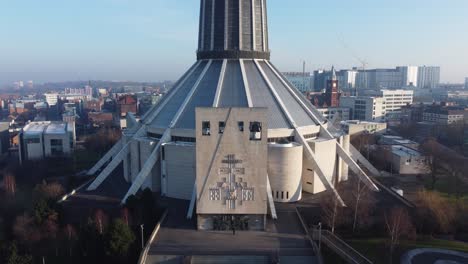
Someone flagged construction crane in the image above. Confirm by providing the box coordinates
[337,34,369,96]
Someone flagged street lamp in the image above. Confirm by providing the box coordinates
[318,222,322,253]
[140,224,144,249]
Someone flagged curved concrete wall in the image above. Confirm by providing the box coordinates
[268,143,303,202]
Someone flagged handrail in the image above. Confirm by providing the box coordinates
[295,207,324,264]
[322,230,373,264]
[138,209,168,264]
[312,228,373,264]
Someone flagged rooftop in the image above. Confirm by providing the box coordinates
[341,120,386,125]
[391,145,422,157]
[23,121,68,135]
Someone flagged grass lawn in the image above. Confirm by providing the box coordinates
[344,238,468,264]
[423,173,468,202]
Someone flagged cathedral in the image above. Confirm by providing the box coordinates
[84,0,378,230]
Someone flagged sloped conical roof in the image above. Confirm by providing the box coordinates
[146,0,325,131]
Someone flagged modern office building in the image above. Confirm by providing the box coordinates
[320,66,438,91]
[340,96,386,122]
[81,0,378,230]
[282,72,313,92]
[19,121,75,163]
[465,77,468,90]
[418,66,440,89]
[381,89,414,120]
[355,67,416,90]
[44,93,59,106]
[341,90,413,122]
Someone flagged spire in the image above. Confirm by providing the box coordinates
[331,66,337,81]
[197,0,270,60]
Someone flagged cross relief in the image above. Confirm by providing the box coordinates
[209,154,254,209]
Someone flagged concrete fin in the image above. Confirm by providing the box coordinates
[336,142,379,192]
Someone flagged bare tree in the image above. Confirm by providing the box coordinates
[348,177,376,233]
[94,209,108,235]
[321,193,344,233]
[384,207,414,264]
[420,139,442,190]
[64,224,77,257]
[3,173,16,196]
[34,181,65,201]
[121,207,130,226]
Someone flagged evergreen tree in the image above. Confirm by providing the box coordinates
[105,219,135,258]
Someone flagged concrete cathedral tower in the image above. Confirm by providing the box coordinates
[197,0,269,60]
[83,0,379,230]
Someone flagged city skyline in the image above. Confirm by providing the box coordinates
[1,0,468,84]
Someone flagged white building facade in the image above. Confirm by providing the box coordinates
[340,96,386,122]
[19,122,75,163]
[381,89,414,120]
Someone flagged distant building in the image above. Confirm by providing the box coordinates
[316,66,438,92]
[417,66,440,89]
[423,106,466,125]
[45,93,59,106]
[465,77,468,90]
[98,88,108,96]
[317,107,350,121]
[340,96,386,122]
[314,68,358,92]
[85,99,103,112]
[378,135,420,150]
[310,67,342,108]
[116,95,137,117]
[88,112,114,127]
[356,67,410,90]
[0,122,10,155]
[282,72,313,92]
[19,121,75,163]
[340,120,387,136]
[381,89,414,120]
[400,103,426,124]
[390,145,429,175]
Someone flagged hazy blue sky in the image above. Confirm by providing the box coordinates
[1,0,467,84]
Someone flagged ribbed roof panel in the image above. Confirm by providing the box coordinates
[175,60,223,129]
[218,60,248,107]
[151,60,209,128]
[258,60,318,127]
[243,60,291,129]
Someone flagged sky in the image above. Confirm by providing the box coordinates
[0,0,467,85]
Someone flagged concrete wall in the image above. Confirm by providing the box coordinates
[162,143,196,200]
[196,108,268,219]
[302,138,337,194]
[392,154,430,175]
[268,143,303,202]
[24,137,44,160]
[43,133,71,157]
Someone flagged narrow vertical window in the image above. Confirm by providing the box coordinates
[219,121,225,134]
[238,121,244,132]
[202,121,211,136]
[249,121,262,140]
